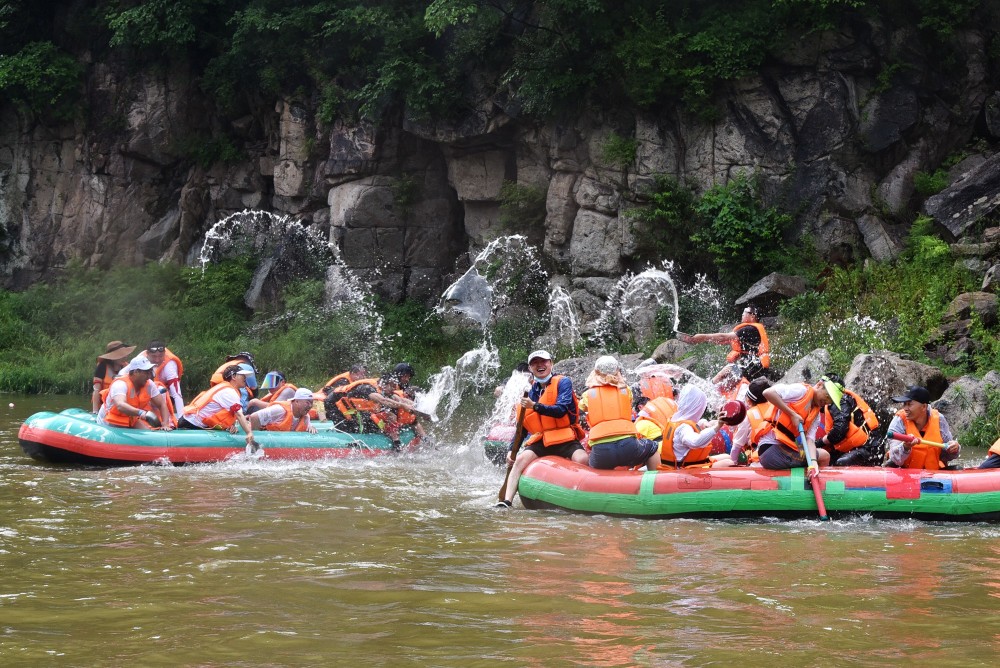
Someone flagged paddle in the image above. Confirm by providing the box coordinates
[798,422,830,521]
[890,432,950,449]
[498,390,530,502]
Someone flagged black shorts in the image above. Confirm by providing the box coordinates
[523,440,584,460]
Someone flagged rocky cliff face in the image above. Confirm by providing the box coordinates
[1,16,997,310]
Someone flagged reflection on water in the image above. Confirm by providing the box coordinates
[2,394,1000,666]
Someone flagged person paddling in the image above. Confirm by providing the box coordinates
[496,350,588,508]
[886,386,961,469]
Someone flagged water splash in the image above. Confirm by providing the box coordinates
[545,285,583,350]
[438,235,548,327]
[419,343,501,424]
[592,262,679,346]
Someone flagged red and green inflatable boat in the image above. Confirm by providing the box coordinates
[18,408,417,466]
[517,457,1000,521]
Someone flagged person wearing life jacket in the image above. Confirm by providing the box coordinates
[249,387,317,433]
[318,364,368,402]
[210,352,258,387]
[816,374,881,466]
[247,371,297,412]
[757,379,834,475]
[886,386,961,470]
[497,350,589,509]
[92,340,136,413]
[634,394,679,442]
[142,340,185,417]
[331,373,416,443]
[97,356,173,431]
[714,377,773,467]
[978,436,1000,469]
[676,305,770,387]
[657,385,721,469]
[177,364,256,448]
[580,356,660,471]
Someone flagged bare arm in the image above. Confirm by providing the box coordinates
[677,331,737,345]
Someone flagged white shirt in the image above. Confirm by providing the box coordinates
[185,385,242,428]
[756,383,820,447]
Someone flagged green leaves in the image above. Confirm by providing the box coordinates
[0,41,82,121]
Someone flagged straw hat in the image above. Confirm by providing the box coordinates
[98,341,136,362]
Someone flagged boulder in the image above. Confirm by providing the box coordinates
[651,338,691,364]
[735,272,808,312]
[983,264,1000,293]
[943,291,998,327]
[843,350,947,420]
[924,151,1000,238]
[933,371,1000,435]
[856,214,903,261]
[779,349,832,385]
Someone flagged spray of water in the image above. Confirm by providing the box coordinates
[592,262,680,346]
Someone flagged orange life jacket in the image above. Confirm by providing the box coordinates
[521,376,580,447]
[95,364,118,392]
[989,437,1000,458]
[153,380,176,426]
[324,371,352,389]
[763,384,819,451]
[393,389,417,426]
[335,378,382,415]
[897,408,946,470]
[263,401,310,432]
[636,397,679,436]
[822,389,879,452]
[639,375,674,401]
[183,383,240,430]
[746,404,771,445]
[262,382,298,404]
[658,419,712,468]
[101,379,153,428]
[584,385,636,442]
[148,348,184,384]
[727,322,770,368]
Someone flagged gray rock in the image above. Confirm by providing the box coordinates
[942,291,998,327]
[933,371,1000,435]
[735,272,808,312]
[651,338,691,363]
[843,350,947,421]
[924,151,1000,238]
[779,349,832,384]
[983,264,1000,293]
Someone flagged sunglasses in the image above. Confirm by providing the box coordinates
[147,346,166,353]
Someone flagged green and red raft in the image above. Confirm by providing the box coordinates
[517,457,1000,521]
[18,408,417,466]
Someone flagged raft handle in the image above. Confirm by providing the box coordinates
[919,480,952,494]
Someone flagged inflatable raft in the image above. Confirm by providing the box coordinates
[517,458,1000,521]
[18,409,417,466]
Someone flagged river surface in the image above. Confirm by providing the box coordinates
[2,393,999,667]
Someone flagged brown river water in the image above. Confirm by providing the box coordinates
[2,393,999,667]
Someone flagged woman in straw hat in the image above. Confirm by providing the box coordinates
[91,341,136,413]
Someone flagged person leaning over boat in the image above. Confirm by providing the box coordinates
[91,340,136,413]
[978,437,1000,469]
[580,356,660,471]
[142,340,185,418]
[249,387,317,434]
[757,379,835,474]
[330,373,417,444]
[247,370,297,412]
[177,364,256,448]
[497,350,589,508]
[97,357,173,431]
[319,364,368,403]
[886,386,961,469]
[676,305,770,388]
[715,377,773,467]
[657,384,721,469]
[816,374,881,466]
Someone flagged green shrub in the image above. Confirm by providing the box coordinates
[693,172,793,290]
[0,41,82,121]
[958,386,1000,450]
[498,181,547,235]
[913,169,950,196]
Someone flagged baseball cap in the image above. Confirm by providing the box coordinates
[126,356,155,372]
[292,387,315,401]
[892,386,931,404]
[528,350,552,362]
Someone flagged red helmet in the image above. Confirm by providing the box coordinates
[719,400,747,426]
